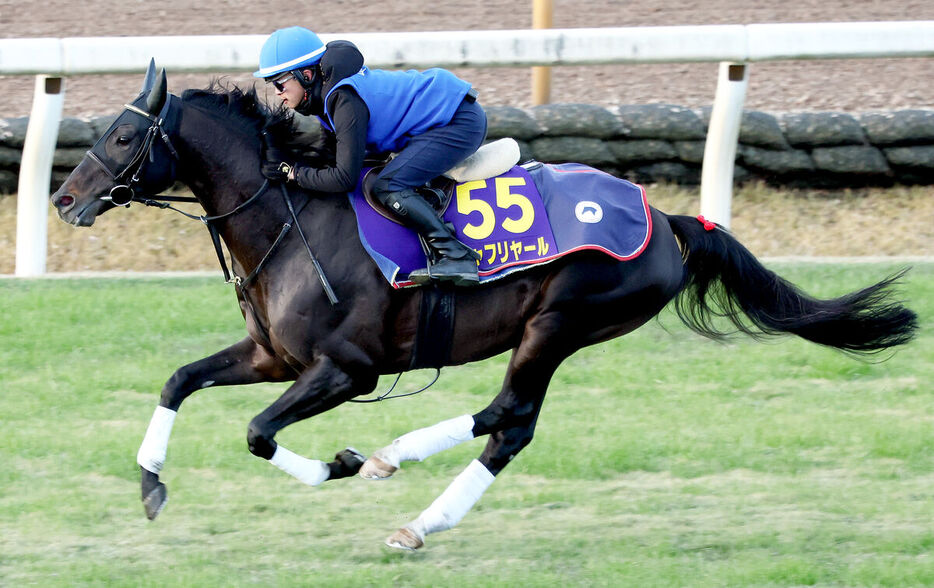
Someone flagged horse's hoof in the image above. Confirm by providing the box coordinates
[336,447,365,471]
[142,482,168,521]
[327,447,367,480]
[385,526,424,551]
[359,456,397,480]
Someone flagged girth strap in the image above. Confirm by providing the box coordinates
[409,284,456,370]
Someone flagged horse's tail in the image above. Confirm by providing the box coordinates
[665,214,918,354]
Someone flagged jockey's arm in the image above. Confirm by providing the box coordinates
[291,87,369,193]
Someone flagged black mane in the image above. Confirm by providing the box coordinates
[181,80,296,146]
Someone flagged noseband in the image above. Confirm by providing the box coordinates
[86,102,180,206]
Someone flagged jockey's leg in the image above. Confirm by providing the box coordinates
[375,188,481,286]
[373,98,486,287]
[138,337,294,520]
[246,355,376,486]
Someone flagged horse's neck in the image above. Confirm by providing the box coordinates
[174,108,293,267]
[172,106,348,276]
[175,110,261,217]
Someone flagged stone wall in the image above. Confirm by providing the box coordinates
[488,104,934,188]
[2,103,934,193]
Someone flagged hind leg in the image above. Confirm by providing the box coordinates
[385,313,569,549]
[381,247,686,548]
[357,354,550,481]
[384,414,548,550]
[359,304,575,481]
[359,413,476,479]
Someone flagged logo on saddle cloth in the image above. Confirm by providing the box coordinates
[348,163,653,289]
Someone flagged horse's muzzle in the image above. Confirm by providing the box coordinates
[53,192,76,213]
[51,189,106,227]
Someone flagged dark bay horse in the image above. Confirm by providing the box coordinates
[51,63,917,550]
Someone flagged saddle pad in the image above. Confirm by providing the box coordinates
[348,163,652,288]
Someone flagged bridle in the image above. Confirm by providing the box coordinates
[82,95,339,306]
[85,101,180,207]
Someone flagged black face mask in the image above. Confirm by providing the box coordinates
[293,66,324,116]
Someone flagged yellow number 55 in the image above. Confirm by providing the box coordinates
[456,178,535,240]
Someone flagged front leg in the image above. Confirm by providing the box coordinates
[139,337,293,520]
[246,355,376,486]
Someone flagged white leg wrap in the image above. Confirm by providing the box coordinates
[137,406,177,474]
[409,459,495,539]
[375,414,475,468]
[269,445,330,487]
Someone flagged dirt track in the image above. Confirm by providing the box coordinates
[1,1,933,118]
[3,2,934,269]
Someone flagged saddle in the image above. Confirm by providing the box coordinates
[349,160,654,289]
[361,138,521,222]
[361,168,454,222]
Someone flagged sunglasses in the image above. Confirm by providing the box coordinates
[267,72,295,92]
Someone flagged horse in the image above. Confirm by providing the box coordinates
[51,62,918,551]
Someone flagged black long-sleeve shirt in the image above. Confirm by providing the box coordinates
[292,87,370,193]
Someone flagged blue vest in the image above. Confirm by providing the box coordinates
[322,67,471,153]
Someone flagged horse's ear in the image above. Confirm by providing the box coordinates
[140,58,158,94]
[145,68,168,116]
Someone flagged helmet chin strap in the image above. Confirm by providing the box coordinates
[293,67,323,116]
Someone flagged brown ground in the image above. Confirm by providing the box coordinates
[2,1,933,272]
[1,1,934,118]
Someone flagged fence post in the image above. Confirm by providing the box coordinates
[699,62,748,229]
[531,0,553,105]
[15,75,64,276]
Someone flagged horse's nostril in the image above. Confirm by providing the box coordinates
[58,195,74,208]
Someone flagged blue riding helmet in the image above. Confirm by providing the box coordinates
[253,26,326,78]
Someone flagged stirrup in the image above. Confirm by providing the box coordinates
[409,256,479,287]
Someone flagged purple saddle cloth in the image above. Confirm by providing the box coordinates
[348,162,653,288]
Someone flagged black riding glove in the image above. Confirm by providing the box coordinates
[260,132,293,182]
[261,159,293,182]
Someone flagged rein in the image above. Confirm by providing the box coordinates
[348,368,440,403]
[134,182,339,305]
[134,181,271,287]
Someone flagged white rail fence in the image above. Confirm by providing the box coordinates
[4,22,934,275]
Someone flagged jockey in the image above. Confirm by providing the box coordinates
[254,26,487,287]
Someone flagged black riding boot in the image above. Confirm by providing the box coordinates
[381,189,480,286]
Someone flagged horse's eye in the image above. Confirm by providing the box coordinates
[115,135,132,146]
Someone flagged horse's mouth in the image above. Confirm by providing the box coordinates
[70,201,100,226]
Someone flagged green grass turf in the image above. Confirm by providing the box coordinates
[0,262,931,586]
